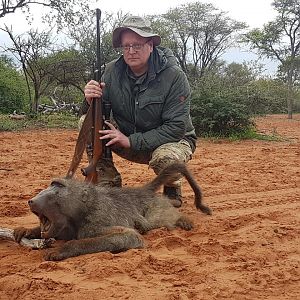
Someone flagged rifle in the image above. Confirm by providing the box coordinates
[66,8,111,183]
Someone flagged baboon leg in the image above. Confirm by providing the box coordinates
[134,215,154,234]
[144,201,193,232]
[145,204,182,231]
[147,214,194,231]
[44,227,144,261]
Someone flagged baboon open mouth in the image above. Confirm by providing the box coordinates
[40,215,51,236]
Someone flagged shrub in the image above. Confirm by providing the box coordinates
[191,92,254,137]
[0,57,28,113]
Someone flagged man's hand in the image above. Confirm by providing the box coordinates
[99,121,130,148]
[84,80,105,104]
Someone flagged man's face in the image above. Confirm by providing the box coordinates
[120,30,153,73]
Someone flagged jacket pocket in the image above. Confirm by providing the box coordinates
[136,95,165,130]
[138,95,164,108]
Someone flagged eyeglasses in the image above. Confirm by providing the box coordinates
[120,41,149,52]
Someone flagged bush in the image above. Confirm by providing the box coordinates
[0,57,29,113]
[239,79,288,114]
[191,92,253,137]
[189,62,295,137]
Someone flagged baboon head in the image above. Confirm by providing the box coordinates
[28,178,82,240]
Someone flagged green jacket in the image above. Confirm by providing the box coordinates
[102,46,197,152]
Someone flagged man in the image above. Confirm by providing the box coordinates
[81,16,197,207]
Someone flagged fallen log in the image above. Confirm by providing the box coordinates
[0,227,54,249]
[9,114,26,120]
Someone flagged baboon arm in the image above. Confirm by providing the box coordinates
[44,227,144,261]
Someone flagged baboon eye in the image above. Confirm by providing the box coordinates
[51,181,65,188]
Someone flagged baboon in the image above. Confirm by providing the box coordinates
[14,162,211,261]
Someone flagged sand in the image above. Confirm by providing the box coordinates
[0,114,299,299]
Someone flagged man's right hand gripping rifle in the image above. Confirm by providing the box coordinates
[84,81,131,150]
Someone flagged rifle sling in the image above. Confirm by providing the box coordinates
[65,105,94,179]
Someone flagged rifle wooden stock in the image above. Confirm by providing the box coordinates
[81,95,103,183]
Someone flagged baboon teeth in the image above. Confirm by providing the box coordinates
[40,215,51,232]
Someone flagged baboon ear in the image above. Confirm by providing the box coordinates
[50,179,66,188]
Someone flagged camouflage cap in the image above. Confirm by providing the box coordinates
[112,16,161,48]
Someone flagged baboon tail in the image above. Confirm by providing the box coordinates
[145,162,212,215]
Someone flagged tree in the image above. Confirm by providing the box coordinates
[278,56,300,87]
[243,0,300,119]
[0,0,93,22]
[151,2,246,80]
[65,10,122,73]
[2,26,56,112]
[42,49,89,103]
[0,8,123,113]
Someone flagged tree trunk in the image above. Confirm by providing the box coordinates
[31,89,39,113]
[287,97,293,119]
[286,70,293,119]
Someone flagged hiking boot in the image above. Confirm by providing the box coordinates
[96,158,122,187]
[163,186,182,208]
[85,143,122,188]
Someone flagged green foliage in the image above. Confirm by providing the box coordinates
[44,49,87,90]
[38,50,87,104]
[242,0,300,116]
[242,79,288,114]
[0,0,94,28]
[191,90,253,137]
[0,56,29,113]
[228,127,282,141]
[190,62,289,137]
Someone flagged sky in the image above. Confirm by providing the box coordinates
[0,0,278,74]
[97,0,276,29]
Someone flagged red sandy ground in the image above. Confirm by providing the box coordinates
[0,114,299,300]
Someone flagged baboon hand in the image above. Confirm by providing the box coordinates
[14,227,32,242]
[44,248,66,261]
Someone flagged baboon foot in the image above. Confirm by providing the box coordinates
[175,216,194,231]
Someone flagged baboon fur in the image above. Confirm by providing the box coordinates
[14,162,211,261]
